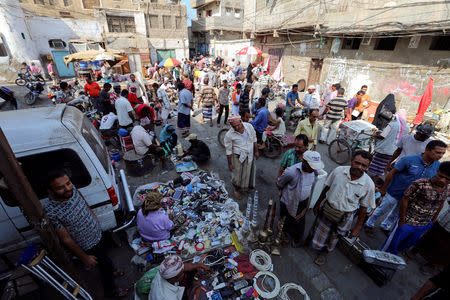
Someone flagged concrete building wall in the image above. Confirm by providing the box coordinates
[257,35,450,114]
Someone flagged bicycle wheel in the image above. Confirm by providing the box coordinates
[263,137,283,158]
[25,92,36,105]
[328,138,352,164]
[15,78,27,86]
[217,128,228,147]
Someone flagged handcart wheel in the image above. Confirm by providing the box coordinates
[328,138,352,164]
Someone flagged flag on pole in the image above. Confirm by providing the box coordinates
[413,77,434,125]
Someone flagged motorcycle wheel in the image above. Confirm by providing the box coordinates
[217,128,228,147]
[25,92,37,105]
[15,78,27,86]
[37,76,46,85]
[263,137,283,158]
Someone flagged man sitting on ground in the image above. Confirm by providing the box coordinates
[130,121,171,170]
[179,134,211,163]
[137,192,173,243]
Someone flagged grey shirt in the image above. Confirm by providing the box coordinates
[178,89,193,115]
[396,134,431,160]
[374,119,400,155]
[277,162,316,217]
[43,187,102,251]
[218,87,230,105]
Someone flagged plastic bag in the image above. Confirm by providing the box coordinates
[135,266,159,298]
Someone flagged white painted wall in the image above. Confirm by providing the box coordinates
[212,39,252,66]
[134,12,146,35]
[26,16,102,56]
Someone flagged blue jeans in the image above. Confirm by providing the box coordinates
[365,193,399,231]
[382,222,433,254]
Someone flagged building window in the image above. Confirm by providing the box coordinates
[48,0,57,5]
[48,39,67,49]
[150,0,157,2]
[235,9,241,18]
[206,10,212,17]
[82,0,100,9]
[374,37,398,50]
[430,36,450,51]
[175,16,181,29]
[107,16,136,33]
[163,16,171,29]
[149,15,159,28]
[33,0,44,4]
[225,7,232,16]
[63,0,72,5]
[341,38,361,50]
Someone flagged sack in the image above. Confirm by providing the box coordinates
[135,266,159,297]
[322,201,345,223]
[352,110,361,117]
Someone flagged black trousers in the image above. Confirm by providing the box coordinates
[280,200,308,243]
[191,153,210,163]
[217,104,229,124]
[85,236,115,294]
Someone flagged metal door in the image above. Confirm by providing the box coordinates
[51,51,76,77]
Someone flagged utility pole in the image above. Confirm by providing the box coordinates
[0,128,76,276]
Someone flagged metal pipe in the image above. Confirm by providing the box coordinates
[120,169,135,214]
[112,215,136,233]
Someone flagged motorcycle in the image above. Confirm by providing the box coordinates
[24,81,44,105]
[15,72,45,86]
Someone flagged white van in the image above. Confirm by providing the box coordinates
[0,105,134,265]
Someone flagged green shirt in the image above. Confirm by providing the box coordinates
[280,148,301,169]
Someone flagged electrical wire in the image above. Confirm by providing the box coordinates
[249,249,272,271]
[253,271,281,299]
[279,283,311,300]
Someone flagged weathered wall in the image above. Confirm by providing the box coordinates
[0,0,41,81]
[26,16,102,55]
[211,39,252,66]
[255,35,450,115]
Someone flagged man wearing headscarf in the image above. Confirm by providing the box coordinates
[149,255,210,300]
[224,115,259,199]
[137,192,173,243]
[372,94,396,130]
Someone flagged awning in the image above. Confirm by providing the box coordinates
[63,50,123,66]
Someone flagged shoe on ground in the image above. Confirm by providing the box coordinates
[364,225,375,238]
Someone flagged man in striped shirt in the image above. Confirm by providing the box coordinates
[319,87,347,144]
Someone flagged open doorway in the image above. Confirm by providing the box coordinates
[307,58,323,86]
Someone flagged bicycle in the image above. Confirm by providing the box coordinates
[328,124,375,165]
[217,128,283,158]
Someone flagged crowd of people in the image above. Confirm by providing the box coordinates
[39,54,450,300]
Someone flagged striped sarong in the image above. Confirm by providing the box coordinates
[367,152,392,176]
[202,105,213,120]
[310,208,354,252]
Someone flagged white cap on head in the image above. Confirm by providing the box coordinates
[308,85,316,90]
[302,150,324,170]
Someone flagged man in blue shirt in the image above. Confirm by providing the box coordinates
[365,140,447,236]
[177,82,193,137]
[285,84,299,122]
[250,97,269,149]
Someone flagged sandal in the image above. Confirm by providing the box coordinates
[113,269,124,278]
[314,253,327,266]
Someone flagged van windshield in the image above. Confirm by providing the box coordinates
[81,117,109,173]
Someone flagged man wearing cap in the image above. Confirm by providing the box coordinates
[384,123,433,173]
[127,74,146,102]
[365,140,447,236]
[277,151,324,247]
[179,134,211,163]
[149,255,210,300]
[301,85,321,111]
[224,115,259,199]
[310,150,375,265]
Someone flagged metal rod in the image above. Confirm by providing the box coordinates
[112,215,136,233]
[120,169,135,214]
